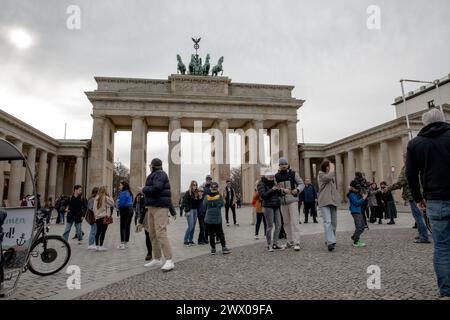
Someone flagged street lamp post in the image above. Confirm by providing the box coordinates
[399,78,439,141]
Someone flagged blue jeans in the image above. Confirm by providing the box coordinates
[63,218,82,241]
[427,200,450,296]
[89,223,97,246]
[59,211,65,224]
[320,205,337,245]
[184,209,198,243]
[409,201,429,241]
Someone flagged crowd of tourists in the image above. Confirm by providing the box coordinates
[15,108,448,297]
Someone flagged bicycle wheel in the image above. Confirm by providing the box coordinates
[424,213,433,234]
[28,235,71,276]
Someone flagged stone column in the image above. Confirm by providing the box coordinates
[168,117,181,205]
[379,141,390,183]
[24,145,36,197]
[7,140,24,206]
[75,156,84,186]
[304,157,311,180]
[0,132,6,204]
[130,116,146,196]
[56,159,65,197]
[89,115,106,191]
[217,119,230,191]
[37,150,48,197]
[362,146,371,182]
[47,154,58,201]
[287,120,300,173]
[346,150,355,186]
[278,122,289,160]
[335,154,344,199]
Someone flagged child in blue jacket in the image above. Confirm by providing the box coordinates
[347,181,368,247]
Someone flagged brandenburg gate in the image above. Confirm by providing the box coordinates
[85,44,304,204]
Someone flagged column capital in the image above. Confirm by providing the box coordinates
[91,114,106,120]
[169,116,181,121]
[131,115,145,121]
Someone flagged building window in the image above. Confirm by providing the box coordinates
[106,149,113,163]
[428,100,435,109]
[109,129,113,144]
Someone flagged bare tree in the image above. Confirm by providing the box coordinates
[113,160,129,197]
[230,166,242,196]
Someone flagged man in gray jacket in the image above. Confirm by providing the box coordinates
[275,157,305,251]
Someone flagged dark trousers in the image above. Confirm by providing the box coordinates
[369,206,381,223]
[206,223,226,249]
[95,218,109,246]
[225,203,237,224]
[145,230,152,257]
[197,217,208,243]
[303,202,317,222]
[351,213,365,242]
[119,206,133,242]
[255,212,267,236]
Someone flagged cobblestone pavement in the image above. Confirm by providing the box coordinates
[5,205,431,300]
[79,228,437,300]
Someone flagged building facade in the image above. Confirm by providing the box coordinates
[0,110,89,207]
[298,73,450,203]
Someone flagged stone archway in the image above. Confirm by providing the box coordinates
[86,74,304,204]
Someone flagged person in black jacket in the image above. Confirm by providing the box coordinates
[257,170,284,252]
[405,108,450,297]
[142,158,175,272]
[62,185,84,244]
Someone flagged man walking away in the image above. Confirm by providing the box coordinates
[405,108,450,298]
[142,158,175,272]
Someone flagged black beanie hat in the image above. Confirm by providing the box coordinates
[151,158,163,169]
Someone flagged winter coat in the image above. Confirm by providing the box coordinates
[300,184,317,203]
[181,190,203,212]
[257,177,281,208]
[252,190,263,213]
[204,192,224,224]
[223,187,237,205]
[347,191,366,214]
[317,171,341,208]
[93,195,115,219]
[143,168,172,208]
[389,166,414,202]
[66,195,87,223]
[275,169,305,205]
[118,190,133,209]
[406,121,450,202]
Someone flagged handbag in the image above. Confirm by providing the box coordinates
[85,209,96,225]
[103,215,113,225]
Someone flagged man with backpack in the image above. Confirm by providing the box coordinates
[275,157,305,251]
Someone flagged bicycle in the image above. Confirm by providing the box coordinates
[3,209,71,277]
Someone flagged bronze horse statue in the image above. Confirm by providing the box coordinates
[202,54,210,76]
[177,54,186,75]
[212,56,224,76]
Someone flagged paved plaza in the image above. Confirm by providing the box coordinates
[5,205,439,300]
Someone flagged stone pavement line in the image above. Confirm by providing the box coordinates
[6,206,420,300]
[79,228,436,300]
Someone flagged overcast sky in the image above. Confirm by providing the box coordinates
[1,0,449,189]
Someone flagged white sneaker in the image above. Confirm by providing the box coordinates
[97,246,108,251]
[117,243,126,250]
[87,245,96,250]
[255,236,259,240]
[294,244,301,251]
[161,259,175,272]
[144,259,163,268]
